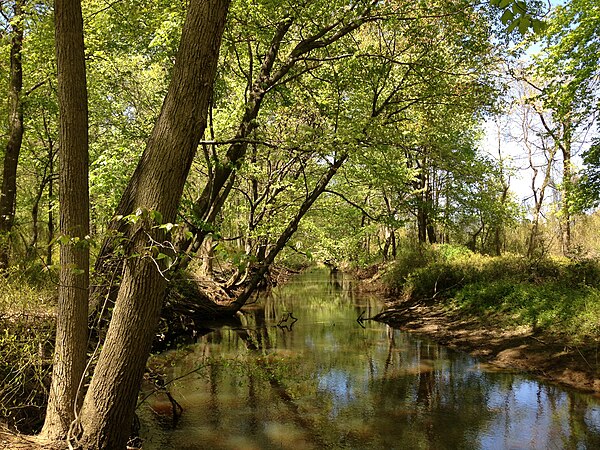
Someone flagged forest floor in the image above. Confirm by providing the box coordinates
[0,427,62,450]
[372,298,600,395]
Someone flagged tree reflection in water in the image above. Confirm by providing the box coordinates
[140,269,600,450]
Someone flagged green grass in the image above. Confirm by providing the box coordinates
[386,244,600,343]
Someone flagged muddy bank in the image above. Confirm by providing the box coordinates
[375,301,600,394]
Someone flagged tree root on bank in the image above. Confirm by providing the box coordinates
[154,266,297,350]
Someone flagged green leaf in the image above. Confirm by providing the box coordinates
[506,19,519,33]
[531,19,546,34]
[519,16,530,34]
[499,0,511,9]
[514,1,527,13]
[501,9,514,25]
[150,210,163,224]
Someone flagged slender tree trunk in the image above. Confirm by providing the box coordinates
[416,168,428,243]
[0,0,25,270]
[199,236,215,278]
[77,3,229,448]
[527,145,556,258]
[42,0,90,439]
[47,132,55,267]
[561,119,572,255]
[426,169,437,244]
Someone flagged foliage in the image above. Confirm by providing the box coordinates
[0,0,599,436]
[575,141,600,211]
[489,0,547,35]
[531,0,600,213]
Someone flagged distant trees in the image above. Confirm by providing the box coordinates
[497,0,600,257]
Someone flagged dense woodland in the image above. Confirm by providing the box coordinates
[0,0,599,448]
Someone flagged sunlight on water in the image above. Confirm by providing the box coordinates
[139,269,600,449]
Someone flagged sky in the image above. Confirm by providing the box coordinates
[480,0,593,208]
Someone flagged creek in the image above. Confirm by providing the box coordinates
[139,268,600,449]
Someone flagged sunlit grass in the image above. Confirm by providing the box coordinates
[387,244,600,343]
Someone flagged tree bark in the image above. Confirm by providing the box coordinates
[561,119,572,255]
[76,2,230,448]
[42,0,90,439]
[0,0,25,270]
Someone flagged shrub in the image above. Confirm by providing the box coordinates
[0,315,54,433]
[0,268,55,433]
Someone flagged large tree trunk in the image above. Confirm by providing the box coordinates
[42,0,90,439]
[0,0,25,270]
[76,2,230,448]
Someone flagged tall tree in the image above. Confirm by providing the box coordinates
[42,0,90,439]
[75,1,230,448]
[530,0,599,251]
[0,0,25,270]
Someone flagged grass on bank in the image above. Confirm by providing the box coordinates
[385,244,600,344]
[0,263,55,433]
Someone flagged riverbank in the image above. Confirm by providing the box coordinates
[366,245,600,394]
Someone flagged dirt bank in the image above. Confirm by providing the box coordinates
[375,301,600,395]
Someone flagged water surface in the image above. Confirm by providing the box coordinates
[140,269,600,449]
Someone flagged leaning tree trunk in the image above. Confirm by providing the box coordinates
[76,2,230,449]
[232,153,348,310]
[42,0,90,439]
[0,0,24,271]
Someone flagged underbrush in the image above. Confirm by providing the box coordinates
[385,244,600,343]
[0,265,55,433]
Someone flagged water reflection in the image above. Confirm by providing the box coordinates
[140,269,600,449]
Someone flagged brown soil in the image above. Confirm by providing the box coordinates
[375,301,600,395]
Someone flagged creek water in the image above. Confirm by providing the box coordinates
[139,268,600,449]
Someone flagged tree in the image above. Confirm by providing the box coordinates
[528,0,599,252]
[41,0,90,439]
[0,0,24,270]
[74,1,230,448]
